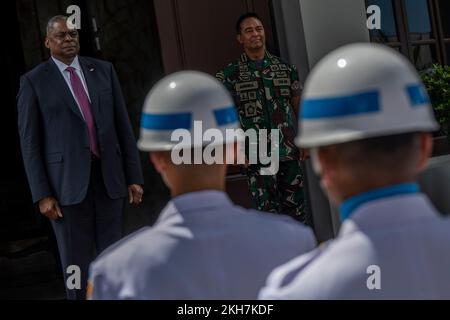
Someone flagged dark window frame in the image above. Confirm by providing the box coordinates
[366,0,449,67]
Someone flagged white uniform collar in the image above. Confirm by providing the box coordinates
[158,190,233,222]
[339,193,440,237]
[339,183,420,221]
[52,55,81,72]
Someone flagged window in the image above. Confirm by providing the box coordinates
[367,0,450,71]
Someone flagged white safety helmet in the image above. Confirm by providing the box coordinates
[296,43,439,148]
[138,71,243,151]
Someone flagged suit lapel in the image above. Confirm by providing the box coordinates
[79,57,101,119]
[45,58,84,121]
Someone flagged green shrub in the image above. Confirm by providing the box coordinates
[421,64,450,136]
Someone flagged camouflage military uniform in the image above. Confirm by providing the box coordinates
[216,51,307,223]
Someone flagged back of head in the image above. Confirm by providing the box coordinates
[330,133,421,179]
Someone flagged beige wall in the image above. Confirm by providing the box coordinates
[272,0,370,241]
[299,0,370,68]
[273,0,370,76]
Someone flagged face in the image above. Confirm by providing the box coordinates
[237,17,266,51]
[45,19,80,61]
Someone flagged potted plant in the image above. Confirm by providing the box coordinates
[421,64,450,155]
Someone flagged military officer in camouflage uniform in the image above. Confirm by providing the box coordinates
[216,12,307,223]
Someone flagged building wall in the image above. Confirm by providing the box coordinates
[153,0,276,75]
[273,0,370,76]
[272,0,370,241]
[299,0,370,67]
[83,0,170,232]
[271,0,310,83]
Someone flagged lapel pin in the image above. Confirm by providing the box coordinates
[89,68,95,72]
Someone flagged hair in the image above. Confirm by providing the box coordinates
[330,132,421,177]
[236,12,261,34]
[46,15,68,36]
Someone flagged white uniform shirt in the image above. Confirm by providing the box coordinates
[89,190,316,299]
[259,184,450,299]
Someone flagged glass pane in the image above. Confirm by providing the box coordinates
[367,0,399,43]
[411,45,438,71]
[405,0,434,40]
[438,0,450,38]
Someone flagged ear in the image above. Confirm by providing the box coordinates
[416,133,433,172]
[45,37,50,49]
[317,147,338,190]
[149,152,169,173]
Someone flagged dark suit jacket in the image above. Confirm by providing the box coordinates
[17,56,144,206]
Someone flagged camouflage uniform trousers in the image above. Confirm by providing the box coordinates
[247,160,308,224]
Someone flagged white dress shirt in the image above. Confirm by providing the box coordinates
[88,190,316,300]
[52,56,91,119]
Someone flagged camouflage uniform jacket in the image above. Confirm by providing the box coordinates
[216,51,301,161]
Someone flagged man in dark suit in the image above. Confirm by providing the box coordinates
[17,15,144,300]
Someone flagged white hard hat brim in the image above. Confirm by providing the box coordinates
[296,122,439,148]
[138,131,245,152]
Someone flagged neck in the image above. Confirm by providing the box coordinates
[245,47,266,61]
[336,177,416,205]
[339,181,419,221]
[52,55,76,66]
[171,182,225,198]
[171,175,226,198]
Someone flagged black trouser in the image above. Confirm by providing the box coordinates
[51,157,124,300]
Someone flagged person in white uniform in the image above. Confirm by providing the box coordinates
[87,71,316,300]
[259,43,450,300]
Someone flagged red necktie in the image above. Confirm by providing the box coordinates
[66,66,100,157]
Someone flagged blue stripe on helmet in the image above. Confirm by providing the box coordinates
[301,91,380,119]
[214,106,239,126]
[406,84,430,107]
[141,113,192,130]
